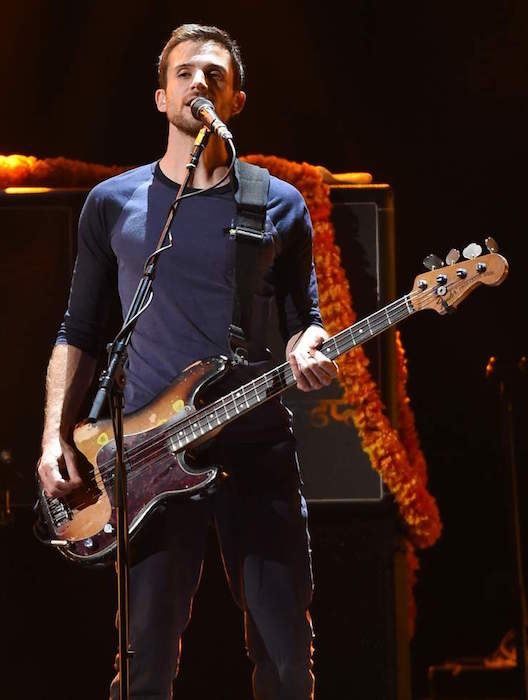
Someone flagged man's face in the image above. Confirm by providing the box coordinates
[155,40,246,137]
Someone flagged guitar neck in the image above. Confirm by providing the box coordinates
[166,293,416,450]
[317,292,415,363]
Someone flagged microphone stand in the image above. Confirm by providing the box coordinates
[87,127,211,700]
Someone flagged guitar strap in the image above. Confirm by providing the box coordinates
[229,159,270,362]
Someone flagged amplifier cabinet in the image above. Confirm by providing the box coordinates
[281,184,397,503]
[0,189,86,503]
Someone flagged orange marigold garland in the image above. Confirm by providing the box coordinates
[243,154,442,550]
[395,330,429,485]
[0,154,127,189]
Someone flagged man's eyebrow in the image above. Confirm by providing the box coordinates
[173,62,227,73]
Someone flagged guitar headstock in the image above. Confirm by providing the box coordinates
[410,249,509,314]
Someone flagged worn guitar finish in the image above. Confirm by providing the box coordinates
[37,250,509,564]
[39,358,226,563]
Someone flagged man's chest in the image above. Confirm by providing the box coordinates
[110,187,279,292]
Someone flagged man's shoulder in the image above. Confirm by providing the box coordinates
[79,163,156,232]
[266,174,307,229]
[89,162,156,203]
[268,174,304,206]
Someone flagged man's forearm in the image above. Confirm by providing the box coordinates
[42,344,96,448]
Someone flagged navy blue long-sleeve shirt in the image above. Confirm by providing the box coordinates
[57,160,322,438]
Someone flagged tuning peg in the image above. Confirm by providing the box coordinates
[446,248,460,265]
[462,243,482,260]
[485,236,499,253]
[423,254,444,271]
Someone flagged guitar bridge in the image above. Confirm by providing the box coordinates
[47,497,73,527]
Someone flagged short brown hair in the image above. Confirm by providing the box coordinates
[158,24,245,91]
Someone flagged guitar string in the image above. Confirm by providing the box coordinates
[48,277,464,518]
[48,288,432,519]
[46,296,415,519]
[48,283,438,518]
[47,283,444,526]
[92,249,504,480]
[48,299,409,521]
[98,303,415,490]
[92,288,422,475]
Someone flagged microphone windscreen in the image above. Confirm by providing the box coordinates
[190,97,214,119]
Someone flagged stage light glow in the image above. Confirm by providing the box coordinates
[4,187,53,194]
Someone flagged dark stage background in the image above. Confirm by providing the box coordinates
[2,1,528,698]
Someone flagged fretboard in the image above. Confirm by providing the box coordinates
[164,293,416,451]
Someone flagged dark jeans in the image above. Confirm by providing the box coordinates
[110,439,315,699]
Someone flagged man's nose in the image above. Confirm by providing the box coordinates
[191,69,208,92]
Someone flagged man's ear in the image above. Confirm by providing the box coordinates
[231,90,246,117]
[155,88,167,113]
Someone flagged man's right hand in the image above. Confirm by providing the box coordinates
[37,438,83,498]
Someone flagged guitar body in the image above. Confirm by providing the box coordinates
[38,356,229,564]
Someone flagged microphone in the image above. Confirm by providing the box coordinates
[190,97,233,141]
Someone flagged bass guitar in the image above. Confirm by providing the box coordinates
[36,245,508,564]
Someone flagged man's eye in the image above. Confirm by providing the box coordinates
[178,71,191,78]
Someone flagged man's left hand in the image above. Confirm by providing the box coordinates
[286,325,338,392]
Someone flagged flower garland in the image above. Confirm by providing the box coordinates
[395,330,429,486]
[0,154,127,189]
[243,155,442,551]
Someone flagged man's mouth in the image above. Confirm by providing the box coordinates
[185,96,213,107]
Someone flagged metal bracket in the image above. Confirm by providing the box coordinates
[227,226,265,242]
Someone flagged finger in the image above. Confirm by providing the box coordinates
[40,464,74,497]
[295,355,326,390]
[307,365,332,386]
[296,349,339,390]
[43,481,71,498]
[288,352,312,392]
[292,362,313,392]
[45,477,71,497]
[309,353,339,383]
[313,349,339,372]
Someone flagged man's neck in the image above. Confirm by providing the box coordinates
[159,126,230,189]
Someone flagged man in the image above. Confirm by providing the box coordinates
[37,24,337,699]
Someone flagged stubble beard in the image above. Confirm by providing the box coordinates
[168,109,201,138]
